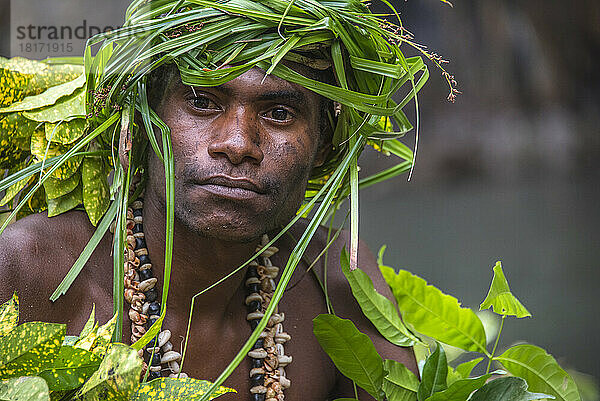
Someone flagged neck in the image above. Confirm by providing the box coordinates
[141,186,261,316]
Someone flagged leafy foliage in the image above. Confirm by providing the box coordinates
[313,314,384,400]
[0,376,51,401]
[380,267,487,353]
[496,344,581,401]
[480,261,531,318]
[131,377,235,400]
[417,343,447,401]
[469,376,553,401]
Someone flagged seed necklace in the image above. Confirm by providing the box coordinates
[122,198,292,400]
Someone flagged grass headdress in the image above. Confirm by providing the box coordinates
[0,0,447,395]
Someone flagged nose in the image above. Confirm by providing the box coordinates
[207,107,264,165]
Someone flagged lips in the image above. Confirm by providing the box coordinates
[195,175,265,199]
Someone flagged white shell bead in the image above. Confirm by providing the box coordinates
[161,341,173,353]
[168,360,180,374]
[138,278,157,292]
[161,350,181,364]
[158,330,171,347]
[248,349,267,359]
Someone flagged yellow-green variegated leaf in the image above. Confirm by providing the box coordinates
[43,171,81,200]
[29,63,83,94]
[74,343,142,401]
[90,313,117,358]
[131,377,237,400]
[381,267,487,353]
[0,74,85,113]
[480,261,531,318]
[45,118,87,144]
[0,112,40,138]
[0,322,65,378]
[79,304,96,339]
[495,344,581,401]
[0,57,43,107]
[24,89,86,124]
[0,375,50,401]
[81,155,110,226]
[0,293,19,338]
[74,326,98,352]
[0,169,34,207]
[38,346,101,391]
[30,129,83,180]
[46,183,82,217]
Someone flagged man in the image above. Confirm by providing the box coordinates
[0,66,417,399]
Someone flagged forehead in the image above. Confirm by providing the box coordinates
[168,67,324,107]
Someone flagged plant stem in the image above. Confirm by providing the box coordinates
[486,315,505,374]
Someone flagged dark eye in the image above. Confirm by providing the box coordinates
[190,96,219,110]
[269,108,291,121]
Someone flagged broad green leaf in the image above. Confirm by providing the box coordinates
[30,130,83,180]
[90,313,117,357]
[469,376,554,401]
[38,346,101,391]
[74,343,142,401]
[79,305,96,339]
[0,112,40,138]
[29,63,83,94]
[313,314,384,400]
[381,267,487,353]
[45,119,86,145]
[454,357,484,378]
[0,175,34,207]
[0,322,65,378]
[0,74,85,113]
[495,344,580,401]
[43,172,81,200]
[382,359,418,401]
[340,248,420,347]
[24,90,85,124]
[424,374,490,401]
[0,293,19,338]
[0,375,50,401]
[417,343,448,401]
[62,336,79,346]
[46,184,82,217]
[74,326,98,352]
[131,377,236,400]
[81,155,110,226]
[480,261,531,318]
[445,365,462,386]
[0,57,42,107]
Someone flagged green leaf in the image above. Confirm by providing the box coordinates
[0,57,43,107]
[79,305,96,339]
[0,74,85,113]
[81,155,110,226]
[417,343,448,401]
[469,376,554,401]
[381,267,487,353]
[131,377,236,400]
[38,346,101,391]
[30,130,83,180]
[45,119,87,145]
[480,261,531,318]
[313,314,384,400]
[0,293,19,338]
[0,322,65,378]
[340,248,420,347]
[382,359,418,401]
[46,183,82,217]
[43,171,81,200]
[90,313,117,358]
[424,374,490,401]
[495,344,580,401]
[23,90,85,124]
[0,174,34,207]
[0,376,50,401]
[454,357,484,378]
[74,343,142,401]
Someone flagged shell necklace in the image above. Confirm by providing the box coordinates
[123,198,292,400]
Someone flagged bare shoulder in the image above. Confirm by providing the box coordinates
[0,211,113,329]
[296,222,418,397]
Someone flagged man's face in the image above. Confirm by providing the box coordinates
[147,67,327,242]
